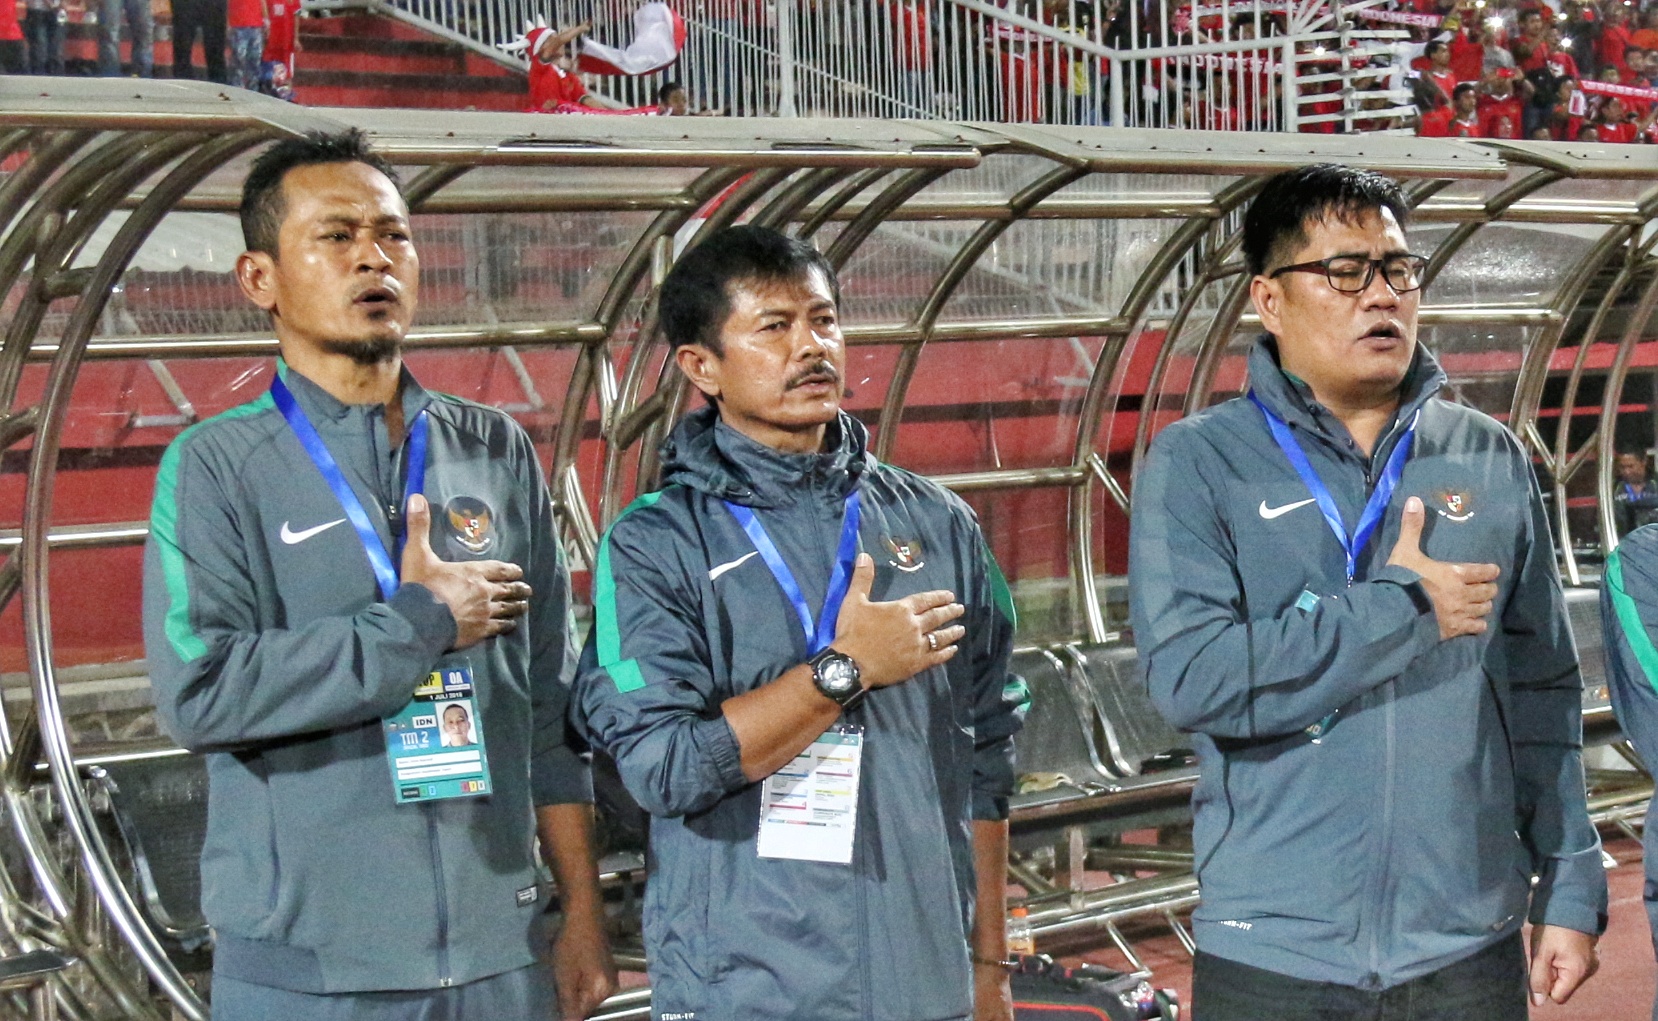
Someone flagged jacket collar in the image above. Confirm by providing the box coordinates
[1246,335,1446,457]
[275,358,434,428]
[658,405,871,508]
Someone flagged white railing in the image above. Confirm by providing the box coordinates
[317,0,1415,133]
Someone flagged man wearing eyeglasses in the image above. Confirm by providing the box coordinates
[1129,163,1607,1021]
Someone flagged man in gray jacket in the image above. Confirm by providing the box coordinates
[142,129,614,1020]
[1129,164,1605,1019]
[1600,523,1658,1020]
[573,225,1028,1021]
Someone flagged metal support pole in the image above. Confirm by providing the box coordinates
[1109,57,1124,126]
[777,0,798,117]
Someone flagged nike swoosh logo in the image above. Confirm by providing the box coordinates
[708,551,758,581]
[1259,498,1317,520]
[280,518,348,545]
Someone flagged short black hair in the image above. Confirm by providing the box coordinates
[657,81,686,104]
[658,225,840,355]
[1424,40,1447,60]
[1453,82,1477,102]
[1242,164,1409,277]
[240,128,402,257]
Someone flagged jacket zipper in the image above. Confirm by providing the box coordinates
[429,810,452,986]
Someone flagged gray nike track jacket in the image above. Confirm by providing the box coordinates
[573,408,1028,1021]
[143,363,589,994]
[1129,339,1606,989]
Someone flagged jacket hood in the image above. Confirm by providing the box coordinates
[1247,335,1447,448]
[657,405,873,508]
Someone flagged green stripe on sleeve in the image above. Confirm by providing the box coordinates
[1002,677,1032,713]
[151,394,274,665]
[982,540,1018,630]
[594,491,664,693]
[1607,550,1658,695]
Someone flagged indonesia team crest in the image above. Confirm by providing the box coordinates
[1436,490,1474,523]
[885,535,924,573]
[445,497,496,555]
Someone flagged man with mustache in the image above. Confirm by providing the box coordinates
[573,225,1028,1021]
[1129,163,1606,1020]
[142,129,615,1020]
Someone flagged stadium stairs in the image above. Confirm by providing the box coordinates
[60,9,531,111]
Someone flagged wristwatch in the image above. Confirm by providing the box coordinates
[808,647,865,711]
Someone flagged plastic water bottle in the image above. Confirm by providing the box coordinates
[1006,905,1036,958]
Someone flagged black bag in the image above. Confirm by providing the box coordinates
[1010,954,1179,1021]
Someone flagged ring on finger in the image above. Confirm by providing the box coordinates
[926,632,938,652]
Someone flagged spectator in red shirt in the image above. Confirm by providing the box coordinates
[1424,39,1458,105]
[1544,27,1581,80]
[1635,7,1658,53]
[263,0,298,81]
[1512,9,1553,72]
[0,0,22,73]
[1479,68,1527,135]
[1594,95,1657,142]
[527,23,626,112]
[227,0,266,92]
[1449,82,1486,136]
[1415,74,1454,135]
[1447,15,1486,83]
[1599,2,1637,79]
[1547,77,1588,138]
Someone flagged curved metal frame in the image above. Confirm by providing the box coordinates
[5,83,1658,1018]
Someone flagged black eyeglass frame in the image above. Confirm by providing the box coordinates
[1267,254,1430,295]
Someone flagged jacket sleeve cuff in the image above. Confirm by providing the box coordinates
[390,583,457,660]
[1527,895,1608,937]
[1528,845,1611,936]
[532,745,594,806]
[701,713,749,795]
[1370,564,1434,617]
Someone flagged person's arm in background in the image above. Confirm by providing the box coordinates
[515,428,615,1020]
[1497,442,1605,1006]
[962,517,1027,1021]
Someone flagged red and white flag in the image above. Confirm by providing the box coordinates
[579,3,687,76]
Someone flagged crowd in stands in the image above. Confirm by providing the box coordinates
[1405,0,1658,141]
[0,0,298,97]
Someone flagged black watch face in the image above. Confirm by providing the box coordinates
[818,655,858,696]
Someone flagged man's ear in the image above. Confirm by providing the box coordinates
[1250,274,1284,338]
[674,344,722,401]
[236,250,279,315]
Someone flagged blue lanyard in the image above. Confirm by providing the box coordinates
[269,374,429,600]
[722,490,862,656]
[1250,393,1417,584]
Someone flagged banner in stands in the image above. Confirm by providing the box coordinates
[578,2,687,76]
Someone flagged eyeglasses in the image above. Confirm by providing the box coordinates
[1269,254,1429,295]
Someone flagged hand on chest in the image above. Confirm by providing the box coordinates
[1236,458,1517,589]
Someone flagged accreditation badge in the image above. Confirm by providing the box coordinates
[384,662,493,804]
[756,724,863,864]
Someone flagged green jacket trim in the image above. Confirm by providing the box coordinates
[1607,549,1658,695]
[595,491,664,693]
[151,393,275,664]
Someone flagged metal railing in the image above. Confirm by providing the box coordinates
[321,0,1414,132]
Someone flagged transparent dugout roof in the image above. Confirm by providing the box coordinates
[5,77,1657,654]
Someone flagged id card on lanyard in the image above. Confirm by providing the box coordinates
[270,374,492,802]
[723,492,866,864]
[1251,393,1418,741]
